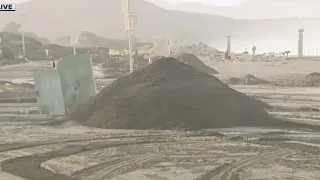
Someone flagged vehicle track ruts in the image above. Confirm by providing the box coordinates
[227,149,294,180]
[96,147,116,158]
[104,154,164,180]
[273,141,320,154]
[195,148,293,180]
[0,134,165,152]
[82,155,161,180]
[76,144,165,180]
[1,140,169,180]
[0,133,206,154]
[72,157,133,178]
[194,163,231,180]
[44,147,117,176]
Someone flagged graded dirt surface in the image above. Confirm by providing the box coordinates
[0,115,320,180]
[1,58,320,179]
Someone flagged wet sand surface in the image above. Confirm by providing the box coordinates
[0,60,320,179]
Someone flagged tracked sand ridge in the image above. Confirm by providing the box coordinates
[66,57,290,130]
[276,72,320,87]
[177,53,219,74]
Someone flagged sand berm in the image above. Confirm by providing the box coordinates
[67,57,300,130]
[177,53,218,75]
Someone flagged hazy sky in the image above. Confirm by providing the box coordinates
[0,0,26,3]
[2,0,248,6]
[159,0,248,6]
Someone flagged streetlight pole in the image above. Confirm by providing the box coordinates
[125,0,134,73]
[0,37,3,59]
[226,36,231,59]
[70,35,78,55]
[73,45,76,55]
[21,31,26,57]
[298,29,304,58]
[21,14,26,58]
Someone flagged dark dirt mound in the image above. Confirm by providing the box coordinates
[66,57,285,130]
[177,53,218,74]
[275,72,320,87]
[226,74,270,85]
[300,72,320,87]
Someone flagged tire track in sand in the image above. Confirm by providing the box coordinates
[195,148,293,180]
[0,134,166,153]
[77,144,164,180]
[1,140,169,180]
[42,147,117,176]
[80,155,162,180]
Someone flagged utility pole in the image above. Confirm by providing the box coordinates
[21,32,26,57]
[0,37,3,59]
[70,36,78,55]
[298,29,304,58]
[125,0,134,73]
[167,40,171,56]
[73,45,76,55]
[20,14,26,59]
[45,48,49,59]
[226,36,231,59]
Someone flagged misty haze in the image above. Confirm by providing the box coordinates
[0,0,320,180]
[1,0,320,53]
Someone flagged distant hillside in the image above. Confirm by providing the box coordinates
[0,31,42,49]
[150,0,320,19]
[1,0,320,48]
[0,0,233,43]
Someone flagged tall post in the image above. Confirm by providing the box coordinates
[0,37,2,59]
[70,36,78,55]
[73,45,76,55]
[20,14,26,58]
[45,49,49,59]
[298,29,304,58]
[125,0,134,73]
[227,36,231,57]
[252,45,256,56]
[128,30,133,72]
[167,40,171,56]
[21,32,26,57]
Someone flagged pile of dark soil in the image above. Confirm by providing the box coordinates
[65,57,290,130]
[275,72,320,87]
[177,53,218,74]
[226,74,270,85]
[300,72,320,87]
